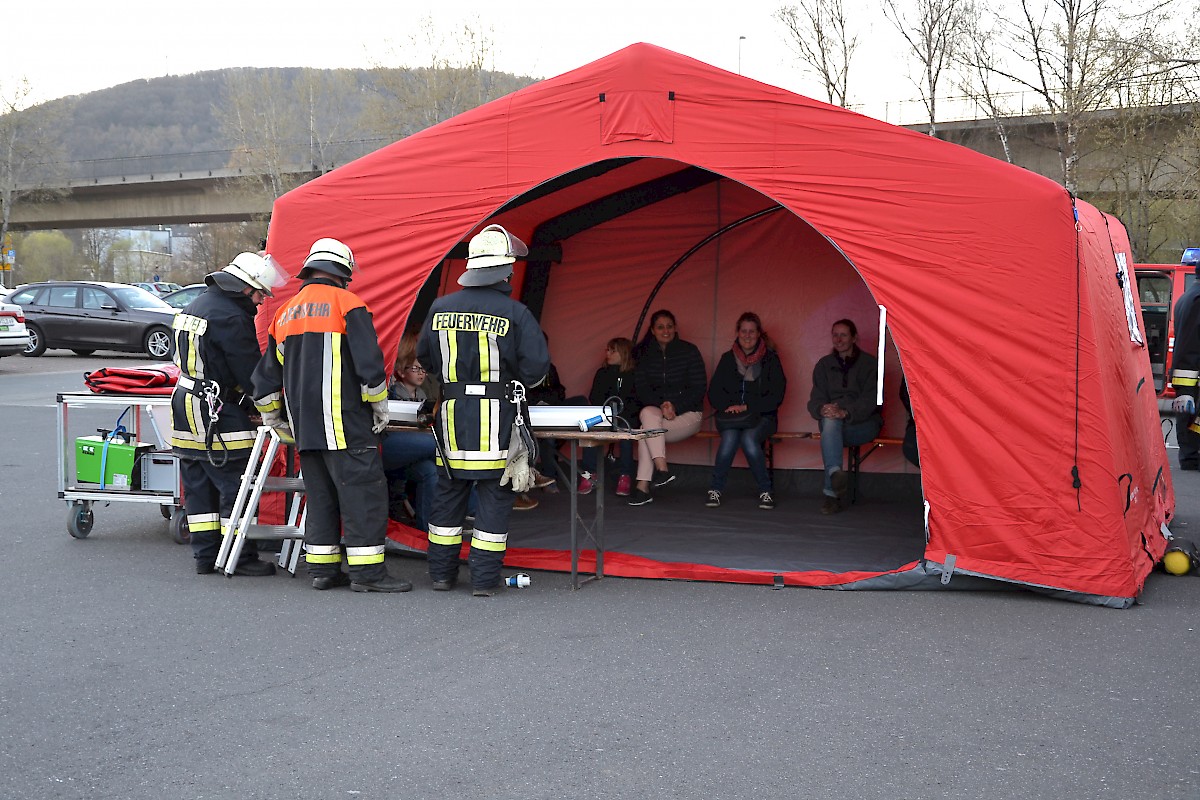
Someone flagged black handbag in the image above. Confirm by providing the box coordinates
[715,409,761,431]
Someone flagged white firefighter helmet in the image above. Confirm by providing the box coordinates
[217,252,288,297]
[303,237,356,280]
[460,224,528,286]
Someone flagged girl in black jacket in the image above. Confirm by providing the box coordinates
[705,312,786,510]
[577,337,638,496]
[628,309,708,506]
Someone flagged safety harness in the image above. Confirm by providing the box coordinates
[177,374,235,467]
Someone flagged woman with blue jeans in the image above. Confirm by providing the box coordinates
[807,318,882,514]
[706,312,787,510]
[381,340,438,532]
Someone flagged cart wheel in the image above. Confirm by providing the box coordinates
[160,504,172,520]
[169,508,190,545]
[68,503,94,539]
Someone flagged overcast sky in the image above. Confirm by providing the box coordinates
[5,0,919,118]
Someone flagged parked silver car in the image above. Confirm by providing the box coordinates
[135,281,183,297]
[0,299,31,357]
[8,281,178,359]
[160,283,206,309]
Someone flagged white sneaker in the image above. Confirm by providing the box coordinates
[705,489,721,508]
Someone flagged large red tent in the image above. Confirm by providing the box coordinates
[259,43,1173,606]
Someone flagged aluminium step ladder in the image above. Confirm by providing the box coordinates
[214,426,308,576]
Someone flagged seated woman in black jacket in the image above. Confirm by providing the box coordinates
[577,337,638,497]
[629,309,708,506]
[706,312,787,510]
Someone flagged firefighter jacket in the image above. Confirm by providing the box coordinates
[1171,276,1200,399]
[169,286,262,459]
[252,277,388,452]
[416,282,550,479]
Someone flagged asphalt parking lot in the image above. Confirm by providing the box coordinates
[2,353,1198,800]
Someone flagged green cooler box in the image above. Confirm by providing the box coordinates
[76,435,154,490]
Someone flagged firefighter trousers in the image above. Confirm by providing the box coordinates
[427,475,514,590]
[299,447,389,582]
[180,455,260,566]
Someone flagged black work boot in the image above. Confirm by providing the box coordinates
[312,572,352,590]
[431,568,460,591]
[233,559,276,577]
[350,574,413,593]
[195,560,216,575]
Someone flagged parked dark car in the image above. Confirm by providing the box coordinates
[160,283,205,309]
[7,281,179,360]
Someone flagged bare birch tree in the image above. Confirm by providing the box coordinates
[775,0,859,106]
[976,0,1159,193]
[181,222,264,283]
[217,68,308,202]
[215,66,368,212]
[362,16,532,140]
[883,0,970,136]
[78,228,123,283]
[955,6,1015,161]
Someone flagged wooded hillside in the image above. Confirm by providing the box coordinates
[43,65,535,175]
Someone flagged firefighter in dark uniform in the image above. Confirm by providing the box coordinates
[1170,248,1200,469]
[417,224,551,596]
[170,252,285,576]
[252,238,412,593]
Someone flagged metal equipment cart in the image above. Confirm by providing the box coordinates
[56,391,186,543]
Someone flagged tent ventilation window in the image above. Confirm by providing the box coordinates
[1115,252,1144,346]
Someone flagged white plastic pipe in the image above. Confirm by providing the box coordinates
[877,305,887,406]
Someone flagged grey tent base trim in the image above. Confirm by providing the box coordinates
[821,560,1137,609]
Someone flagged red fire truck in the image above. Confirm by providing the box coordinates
[1136,248,1200,400]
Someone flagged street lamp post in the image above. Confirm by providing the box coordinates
[738,36,746,75]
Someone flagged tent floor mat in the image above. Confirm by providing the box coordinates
[505,480,926,576]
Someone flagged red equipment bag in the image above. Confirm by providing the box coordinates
[84,363,180,396]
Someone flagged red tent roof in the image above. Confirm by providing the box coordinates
[262,43,1173,603]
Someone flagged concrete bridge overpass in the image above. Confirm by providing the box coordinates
[7,165,314,230]
[7,106,1191,232]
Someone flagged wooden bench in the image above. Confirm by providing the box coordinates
[692,430,906,502]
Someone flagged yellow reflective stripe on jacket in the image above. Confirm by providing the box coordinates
[255,390,283,413]
[443,329,459,383]
[170,428,257,450]
[477,331,490,382]
[361,380,387,403]
[182,330,201,436]
[480,397,491,455]
[438,446,508,464]
[1173,369,1199,386]
[327,331,346,449]
[445,399,459,453]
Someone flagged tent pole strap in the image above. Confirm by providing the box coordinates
[632,205,784,343]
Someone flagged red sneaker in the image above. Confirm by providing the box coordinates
[615,474,632,497]
[578,472,595,495]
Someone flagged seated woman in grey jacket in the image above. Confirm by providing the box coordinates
[806,318,882,515]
